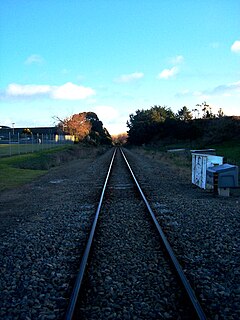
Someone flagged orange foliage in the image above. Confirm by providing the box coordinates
[112,132,128,145]
[64,112,92,141]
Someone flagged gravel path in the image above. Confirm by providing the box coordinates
[0,146,239,319]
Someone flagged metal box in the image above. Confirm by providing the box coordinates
[191,149,216,155]
[206,164,238,188]
[192,153,223,189]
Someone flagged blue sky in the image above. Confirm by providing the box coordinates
[0,0,239,134]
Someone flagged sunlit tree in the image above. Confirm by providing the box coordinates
[176,106,193,121]
[22,128,32,136]
[61,112,92,142]
[112,133,128,145]
[56,111,112,145]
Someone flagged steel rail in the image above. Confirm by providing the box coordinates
[120,148,206,320]
[65,148,117,320]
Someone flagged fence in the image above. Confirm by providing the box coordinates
[0,133,74,158]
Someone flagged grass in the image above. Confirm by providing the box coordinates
[142,140,240,170]
[0,163,45,191]
[0,145,70,191]
[0,144,109,191]
[209,141,240,167]
[0,153,50,191]
[0,142,64,157]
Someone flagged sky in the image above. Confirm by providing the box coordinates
[0,0,240,135]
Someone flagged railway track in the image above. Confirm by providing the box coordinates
[65,147,206,319]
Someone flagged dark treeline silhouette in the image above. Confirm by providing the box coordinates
[126,104,240,146]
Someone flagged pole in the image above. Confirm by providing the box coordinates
[213,172,218,196]
[9,132,11,156]
[18,132,20,154]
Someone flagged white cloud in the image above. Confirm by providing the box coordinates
[92,105,126,135]
[170,55,184,64]
[175,89,190,97]
[114,72,144,83]
[193,91,207,98]
[157,66,178,79]
[210,81,240,95]
[231,40,240,53]
[93,105,119,122]
[175,89,207,100]
[3,82,95,101]
[159,55,183,80]
[25,54,44,64]
[107,122,128,135]
[175,81,240,98]
[6,83,51,96]
[52,82,95,100]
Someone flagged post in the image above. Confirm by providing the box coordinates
[31,133,34,153]
[9,132,11,156]
[18,132,20,154]
[213,172,218,196]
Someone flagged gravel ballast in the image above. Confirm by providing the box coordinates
[0,148,113,319]
[77,148,195,319]
[124,148,240,320]
[0,146,239,319]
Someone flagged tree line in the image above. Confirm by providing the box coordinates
[126,103,238,146]
[53,102,238,147]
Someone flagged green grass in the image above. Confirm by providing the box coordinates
[143,140,240,169]
[0,163,45,191]
[0,146,70,191]
[209,141,240,166]
[0,143,63,157]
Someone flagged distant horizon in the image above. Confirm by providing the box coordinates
[2,110,240,137]
[1,1,239,135]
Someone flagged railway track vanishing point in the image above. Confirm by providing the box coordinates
[65,147,206,319]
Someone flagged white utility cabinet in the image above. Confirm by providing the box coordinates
[192,153,223,189]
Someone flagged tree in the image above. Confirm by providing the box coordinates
[217,108,224,118]
[56,111,112,145]
[112,133,128,145]
[127,106,176,145]
[60,112,92,142]
[22,128,32,136]
[86,112,112,145]
[127,109,151,145]
[198,101,214,119]
[192,108,200,119]
[176,106,193,121]
[150,105,175,122]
